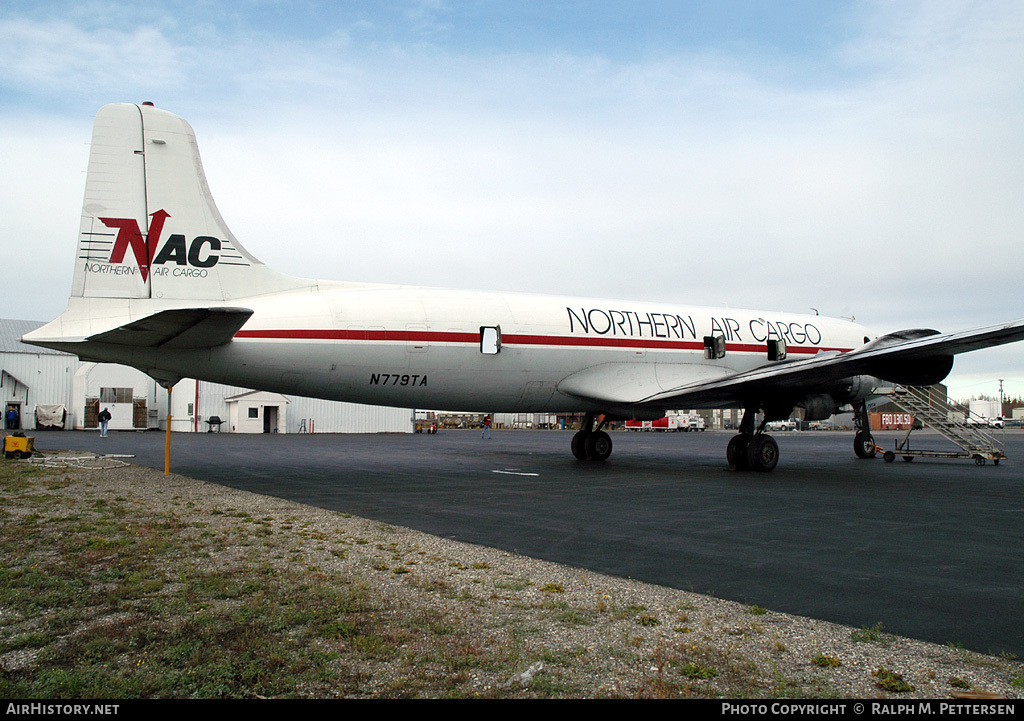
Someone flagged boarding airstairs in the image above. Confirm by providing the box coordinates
[872,384,1006,465]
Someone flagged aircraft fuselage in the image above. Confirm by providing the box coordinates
[58,283,867,415]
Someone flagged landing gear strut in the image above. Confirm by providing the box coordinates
[727,407,779,473]
[853,400,876,459]
[571,412,613,462]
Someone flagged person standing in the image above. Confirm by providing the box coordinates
[98,407,112,437]
[481,414,492,439]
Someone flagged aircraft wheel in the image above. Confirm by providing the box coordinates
[746,435,779,473]
[854,431,876,459]
[571,431,591,460]
[585,430,613,462]
[726,434,750,471]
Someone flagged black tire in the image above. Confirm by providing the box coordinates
[902,456,914,463]
[746,435,779,473]
[726,434,750,470]
[883,451,895,462]
[854,431,876,459]
[585,430,613,462]
[571,431,590,460]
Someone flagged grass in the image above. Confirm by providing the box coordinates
[851,622,891,644]
[812,654,842,668]
[873,668,915,693]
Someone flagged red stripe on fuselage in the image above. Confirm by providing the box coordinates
[232,328,851,354]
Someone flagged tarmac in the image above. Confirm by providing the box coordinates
[29,426,1024,659]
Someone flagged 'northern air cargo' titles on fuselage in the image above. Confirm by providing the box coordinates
[566,306,826,349]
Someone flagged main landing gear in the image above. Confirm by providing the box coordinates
[571,412,613,462]
[726,407,779,472]
[852,400,876,460]
[572,402,881,471]
[726,400,879,472]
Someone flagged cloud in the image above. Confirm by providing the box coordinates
[0,113,89,319]
[0,18,189,97]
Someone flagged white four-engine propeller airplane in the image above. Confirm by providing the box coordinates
[23,103,1024,471]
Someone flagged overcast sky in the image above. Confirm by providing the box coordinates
[1,1,1021,400]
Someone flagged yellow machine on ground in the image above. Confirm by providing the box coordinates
[3,432,35,459]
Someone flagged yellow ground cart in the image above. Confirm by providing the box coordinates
[2,432,35,460]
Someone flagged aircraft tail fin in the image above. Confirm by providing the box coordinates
[73,102,312,301]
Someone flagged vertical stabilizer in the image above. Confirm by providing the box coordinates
[72,103,312,302]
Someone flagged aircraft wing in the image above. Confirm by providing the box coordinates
[559,318,1024,411]
[86,307,254,349]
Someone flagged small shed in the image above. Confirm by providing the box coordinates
[225,391,290,433]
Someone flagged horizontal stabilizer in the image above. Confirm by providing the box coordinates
[86,307,253,349]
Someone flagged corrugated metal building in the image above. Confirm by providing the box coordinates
[2,319,412,434]
[0,319,78,430]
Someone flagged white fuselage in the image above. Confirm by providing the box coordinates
[70,282,869,414]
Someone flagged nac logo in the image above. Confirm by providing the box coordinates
[100,210,220,282]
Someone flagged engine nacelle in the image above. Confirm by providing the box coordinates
[832,375,879,404]
[796,376,878,420]
[858,329,955,386]
[800,394,839,421]
[872,356,954,386]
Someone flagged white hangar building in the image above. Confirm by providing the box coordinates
[0,320,78,431]
[2,319,413,435]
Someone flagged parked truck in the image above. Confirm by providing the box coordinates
[680,413,706,431]
[624,413,705,432]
